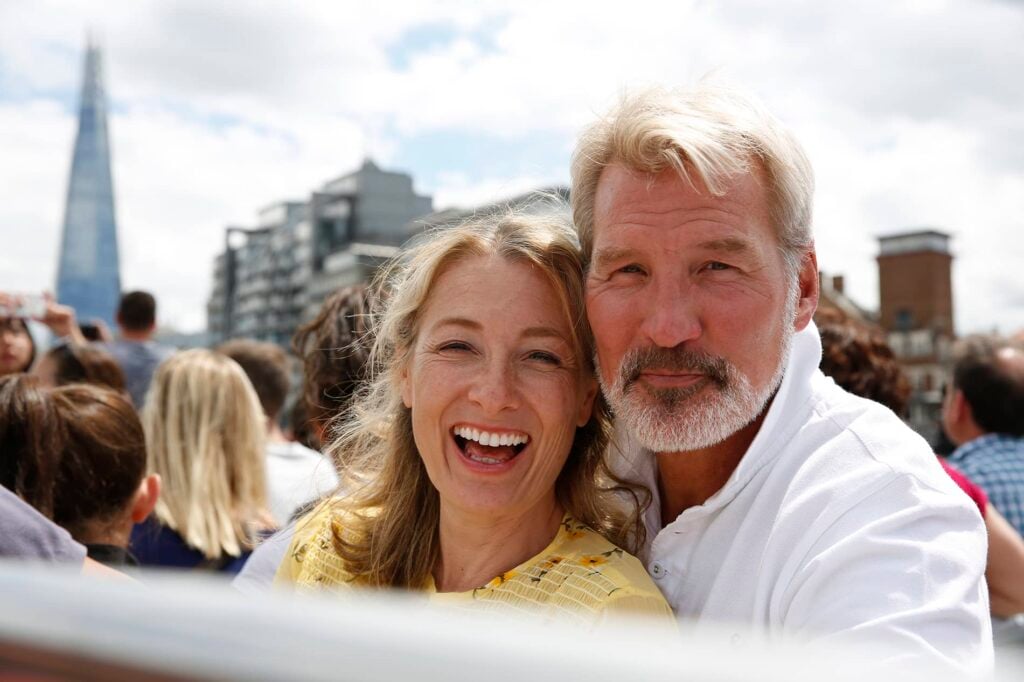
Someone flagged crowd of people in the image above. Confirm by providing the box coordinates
[2,83,1024,674]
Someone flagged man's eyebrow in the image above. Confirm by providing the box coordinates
[591,246,641,270]
[697,237,752,254]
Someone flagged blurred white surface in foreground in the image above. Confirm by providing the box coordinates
[0,562,1019,681]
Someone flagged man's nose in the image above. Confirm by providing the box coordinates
[640,277,702,348]
[467,359,520,414]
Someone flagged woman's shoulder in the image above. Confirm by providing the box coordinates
[549,518,666,598]
[274,498,359,587]
[463,517,673,624]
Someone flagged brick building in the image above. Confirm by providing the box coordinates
[876,229,955,445]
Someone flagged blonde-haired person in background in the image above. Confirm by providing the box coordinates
[132,349,272,573]
[275,209,673,629]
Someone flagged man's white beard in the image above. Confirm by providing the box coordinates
[599,288,797,454]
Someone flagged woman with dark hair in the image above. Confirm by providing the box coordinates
[0,375,159,567]
[290,284,375,450]
[0,316,36,377]
[34,343,127,393]
[49,384,160,566]
[0,374,59,517]
[1,292,88,378]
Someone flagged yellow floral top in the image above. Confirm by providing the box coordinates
[275,503,675,630]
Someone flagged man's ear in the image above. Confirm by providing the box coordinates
[577,377,598,428]
[130,474,161,524]
[950,389,971,426]
[792,249,819,332]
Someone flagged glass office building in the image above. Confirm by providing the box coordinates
[55,42,122,328]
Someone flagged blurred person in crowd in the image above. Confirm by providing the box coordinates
[275,211,673,629]
[1,483,128,579]
[48,385,160,567]
[233,286,374,593]
[819,319,1024,618]
[217,339,339,526]
[132,350,271,573]
[0,315,35,377]
[101,291,174,408]
[945,336,1024,537]
[1,291,90,376]
[291,284,374,450]
[572,84,989,669]
[285,398,317,451]
[0,374,59,517]
[78,319,114,343]
[33,343,127,394]
[0,376,156,571]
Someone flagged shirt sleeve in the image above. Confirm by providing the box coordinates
[0,484,87,564]
[233,525,297,594]
[777,473,992,676]
[939,459,988,519]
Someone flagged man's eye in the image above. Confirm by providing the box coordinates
[616,264,645,275]
[704,261,731,272]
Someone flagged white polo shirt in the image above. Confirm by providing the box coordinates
[615,322,992,674]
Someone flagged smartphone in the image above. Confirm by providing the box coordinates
[0,293,46,319]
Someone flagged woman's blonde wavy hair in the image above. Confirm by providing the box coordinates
[325,206,649,588]
[143,349,267,559]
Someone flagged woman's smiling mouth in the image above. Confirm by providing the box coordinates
[452,425,530,466]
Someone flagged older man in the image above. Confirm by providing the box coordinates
[571,86,991,671]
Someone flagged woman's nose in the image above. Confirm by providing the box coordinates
[467,361,519,414]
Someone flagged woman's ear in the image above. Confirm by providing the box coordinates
[130,474,161,524]
[400,366,413,409]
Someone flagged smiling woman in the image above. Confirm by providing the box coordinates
[274,208,673,628]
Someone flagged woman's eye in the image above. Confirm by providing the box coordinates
[527,350,562,366]
[438,341,473,353]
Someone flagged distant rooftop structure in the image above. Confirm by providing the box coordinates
[55,40,122,327]
[877,229,951,257]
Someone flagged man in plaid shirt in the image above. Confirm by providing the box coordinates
[945,335,1024,535]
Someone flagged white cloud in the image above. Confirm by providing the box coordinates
[0,0,1021,334]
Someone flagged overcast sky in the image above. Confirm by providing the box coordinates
[1,0,1021,334]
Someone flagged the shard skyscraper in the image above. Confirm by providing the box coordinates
[55,41,121,328]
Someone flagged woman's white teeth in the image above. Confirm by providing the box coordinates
[453,426,528,447]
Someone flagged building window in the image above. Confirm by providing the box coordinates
[895,308,913,331]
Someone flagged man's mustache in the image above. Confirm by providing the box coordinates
[620,346,730,390]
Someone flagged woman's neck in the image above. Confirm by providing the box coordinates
[434,498,564,593]
[75,514,133,549]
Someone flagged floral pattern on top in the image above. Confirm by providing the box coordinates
[275,506,675,630]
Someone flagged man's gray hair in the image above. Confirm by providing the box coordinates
[571,83,815,278]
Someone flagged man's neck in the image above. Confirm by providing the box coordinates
[435,499,563,593]
[119,328,152,342]
[656,410,767,526]
[955,423,988,448]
